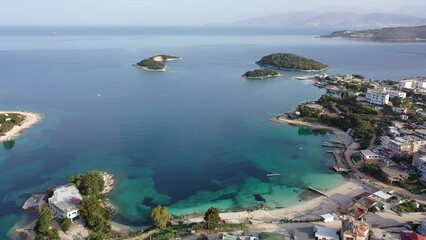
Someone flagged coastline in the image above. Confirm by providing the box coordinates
[243,73,282,79]
[256,63,328,73]
[14,171,115,240]
[0,111,42,143]
[271,113,353,146]
[132,64,167,72]
[180,178,368,225]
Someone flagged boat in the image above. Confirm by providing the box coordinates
[266,173,281,177]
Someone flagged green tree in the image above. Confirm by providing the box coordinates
[151,205,171,229]
[60,218,72,232]
[390,96,402,107]
[70,170,104,196]
[204,207,221,230]
[87,231,107,240]
[34,205,52,235]
[79,195,110,233]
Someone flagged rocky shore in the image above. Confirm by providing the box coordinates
[0,111,42,142]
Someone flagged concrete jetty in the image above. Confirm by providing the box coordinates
[307,186,329,197]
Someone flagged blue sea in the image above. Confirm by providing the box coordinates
[0,26,426,239]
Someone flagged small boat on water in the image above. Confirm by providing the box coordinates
[266,173,282,177]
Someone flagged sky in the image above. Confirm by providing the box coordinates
[1,0,425,26]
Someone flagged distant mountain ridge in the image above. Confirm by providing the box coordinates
[321,25,426,41]
[217,12,426,28]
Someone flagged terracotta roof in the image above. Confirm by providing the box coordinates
[352,192,372,202]
[400,231,426,240]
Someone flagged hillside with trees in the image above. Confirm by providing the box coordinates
[321,25,426,41]
[256,53,328,72]
[0,113,24,135]
[135,59,166,71]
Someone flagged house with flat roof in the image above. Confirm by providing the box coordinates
[48,185,82,220]
[382,166,409,184]
[259,232,290,240]
[359,150,384,164]
[366,89,389,106]
[314,226,339,240]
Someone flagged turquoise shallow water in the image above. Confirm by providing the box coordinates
[0,27,426,239]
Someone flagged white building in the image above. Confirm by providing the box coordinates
[48,185,82,220]
[314,226,339,240]
[360,150,384,161]
[399,80,415,89]
[321,213,336,223]
[418,81,426,89]
[391,107,407,114]
[366,90,389,105]
[387,90,407,99]
[372,191,392,202]
[399,78,426,90]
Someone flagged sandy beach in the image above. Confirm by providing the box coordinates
[182,179,368,225]
[0,111,42,142]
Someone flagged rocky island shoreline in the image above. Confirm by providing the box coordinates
[0,111,42,143]
[133,54,182,72]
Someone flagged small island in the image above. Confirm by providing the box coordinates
[134,54,182,71]
[0,111,42,142]
[256,53,328,72]
[242,69,281,79]
[321,25,426,42]
[133,58,166,71]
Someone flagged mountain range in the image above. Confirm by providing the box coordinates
[215,12,426,28]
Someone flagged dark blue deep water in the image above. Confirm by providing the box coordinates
[0,26,425,239]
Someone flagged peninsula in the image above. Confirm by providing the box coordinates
[321,25,426,41]
[242,69,281,79]
[0,111,42,142]
[149,55,182,62]
[256,53,328,72]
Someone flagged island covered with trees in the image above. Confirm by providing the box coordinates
[134,54,182,71]
[134,59,167,71]
[256,53,328,72]
[242,69,281,79]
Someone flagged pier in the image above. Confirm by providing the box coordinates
[307,186,329,197]
[329,150,351,173]
[330,164,351,173]
[323,142,345,148]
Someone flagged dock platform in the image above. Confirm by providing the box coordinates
[307,186,329,197]
[22,194,45,210]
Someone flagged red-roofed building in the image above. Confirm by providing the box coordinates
[352,192,372,202]
[400,231,426,240]
[341,219,370,240]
